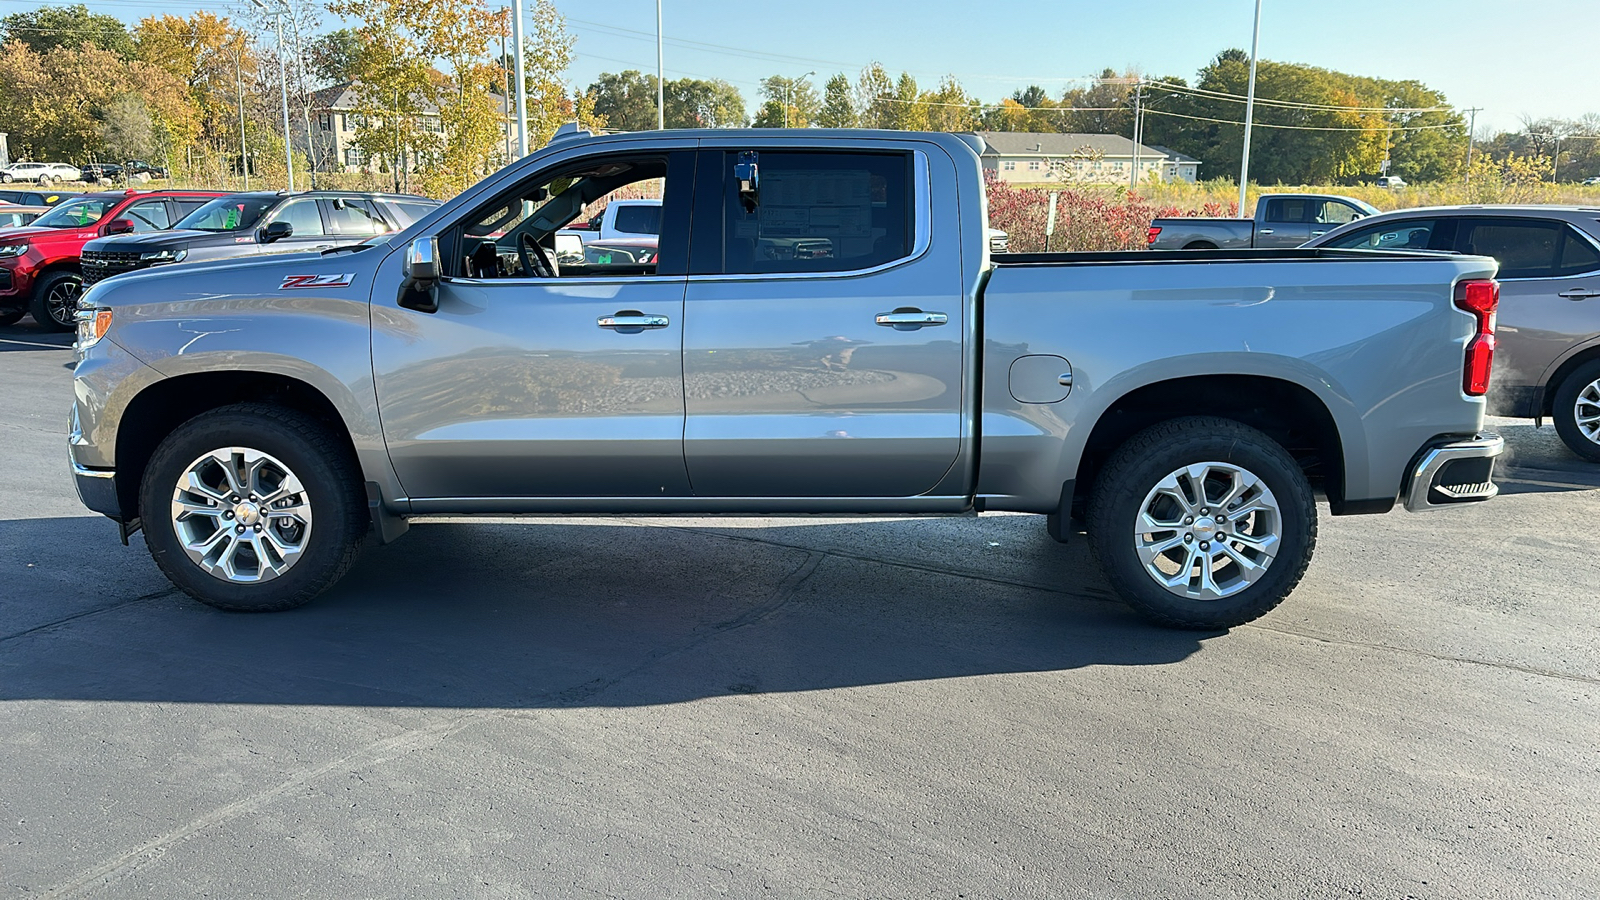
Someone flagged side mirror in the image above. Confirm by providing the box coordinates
[260,221,293,243]
[734,150,759,213]
[104,218,135,235]
[399,236,440,313]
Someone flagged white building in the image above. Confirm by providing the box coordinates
[307,81,520,174]
[973,132,1202,184]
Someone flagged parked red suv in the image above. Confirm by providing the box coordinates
[0,189,227,330]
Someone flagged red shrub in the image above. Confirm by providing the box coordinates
[985,173,1237,252]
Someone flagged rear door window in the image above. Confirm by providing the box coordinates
[1457,219,1563,279]
[173,198,211,220]
[702,150,913,275]
[1262,198,1310,223]
[1557,227,1600,276]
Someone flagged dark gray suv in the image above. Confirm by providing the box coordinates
[1310,206,1600,461]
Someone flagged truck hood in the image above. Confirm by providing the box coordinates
[81,243,384,310]
[83,229,252,253]
[0,224,72,241]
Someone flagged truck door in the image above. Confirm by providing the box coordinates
[371,149,695,499]
[681,145,965,497]
[1257,197,1313,247]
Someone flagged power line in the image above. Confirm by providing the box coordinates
[1143,80,1454,115]
[1143,107,1462,133]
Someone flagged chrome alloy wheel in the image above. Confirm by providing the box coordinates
[170,447,312,583]
[44,278,80,328]
[1133,461,1282,601]
[1576,377,1600,446]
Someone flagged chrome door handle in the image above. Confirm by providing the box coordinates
[1258,229,1275,235]
[1311,230,1328,236]
[875,309,948,329]
[597,311,670,330]
[1558,288,1600,301]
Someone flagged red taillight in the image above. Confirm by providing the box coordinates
[1454,279,1498,396]
[1146,225,1161,245]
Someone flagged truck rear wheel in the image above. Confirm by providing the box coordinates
[1087,417,1316,629]
[1551,359,1600,463]
[138,403,367,612]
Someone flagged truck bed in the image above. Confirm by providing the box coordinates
[993,248,1451,266]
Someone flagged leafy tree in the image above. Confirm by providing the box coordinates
[134,12,257,165]
[753,75,818,128]
[309,28,363,86]
[856,62,894,129]
[1012,85,1049,109]
[817,74,856,128]
[887,73,925,131]
[664,78,744,128]
[99,94,158,162]
[587,70,658,132]
[1060,69,1132,135]
[0,4,133,58]
[921,77,978,132]
[521,0,593,147]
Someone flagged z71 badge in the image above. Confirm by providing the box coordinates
[280,273,357,290]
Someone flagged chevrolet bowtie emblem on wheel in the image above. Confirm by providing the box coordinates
[280,273,356,290]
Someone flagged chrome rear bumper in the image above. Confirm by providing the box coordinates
[1403,432,1504,512]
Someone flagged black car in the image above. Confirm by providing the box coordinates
[0,189,81,206]
[79,190,440,286]
[80,162,124,182]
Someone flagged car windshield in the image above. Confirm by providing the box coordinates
[31,197,113,228]
[176,196,276,232]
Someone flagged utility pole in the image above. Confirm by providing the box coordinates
[286,11,319,187]
[1129,78,1144,190]
[1463,106,1482,185]
[235,49,249,190]
[502,12,512,164]
[512,0,528,156]
[1237,0,1262,218]
[1553,133,1564,183]
[656,0,665,130]
[251,0,294,190]
[784,71,815,128]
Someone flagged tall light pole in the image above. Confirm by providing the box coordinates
[1463,106,1482,185]
[1236,0,1262,218]
[784,71,815,128]
[234,46,249,190]
[656,0,665,130]
[512,0,528,156]
[251,0,294,190]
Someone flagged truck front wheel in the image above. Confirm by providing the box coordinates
[1087,417,1316,629]
[138,403,368,612]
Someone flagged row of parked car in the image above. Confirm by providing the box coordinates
[1149,192,1600,463]
[0,187,438,331]
[0,160,169,185]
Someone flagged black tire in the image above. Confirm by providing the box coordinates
[1552,359,1600,463]
[0,309,24,327]
[0,173,12,183]
[1086,416,1317,629]
[29,270,82,331]
[139,403,368,612]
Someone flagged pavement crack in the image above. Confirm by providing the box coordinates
[544,550,826,708]
[32,712,487,898]
[1246,623,1600,685]
[0,589,178,645]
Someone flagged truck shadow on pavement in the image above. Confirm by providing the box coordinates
[0,515,1208,709]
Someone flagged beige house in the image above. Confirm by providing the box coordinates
[307,81,520,174]
[973,132,1201,184]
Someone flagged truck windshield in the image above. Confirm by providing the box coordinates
[31,197,113,228]
[176,197,276,232]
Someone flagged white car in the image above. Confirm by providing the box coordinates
[1375,175,1407,188]
[1583,176,1600,186]
[0,162,82,185]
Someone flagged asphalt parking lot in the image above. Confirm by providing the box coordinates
[2,320,1597,899]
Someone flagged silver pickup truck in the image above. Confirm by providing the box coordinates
[1149,194,1378,250]
[68,128,1504,629]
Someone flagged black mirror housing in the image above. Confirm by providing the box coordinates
[261,221,293,243]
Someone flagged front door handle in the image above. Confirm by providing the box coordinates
[875,309,948,330]
[1311,230,1328,236]
[598,310,670,332]
[1558,288,1600,301]
[1258,228,1275,235]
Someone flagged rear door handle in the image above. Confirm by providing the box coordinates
[1311,230,1328,236]
[1258,229,1275,235]
[1558,288,1600,301]
[598,310,670,331]
[875,309,948,330]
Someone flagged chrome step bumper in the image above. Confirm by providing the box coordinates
[1403,432,1505,513]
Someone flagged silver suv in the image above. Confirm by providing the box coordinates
[1310,206,1600,460]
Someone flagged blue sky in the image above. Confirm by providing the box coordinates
[10,0,1593,134]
